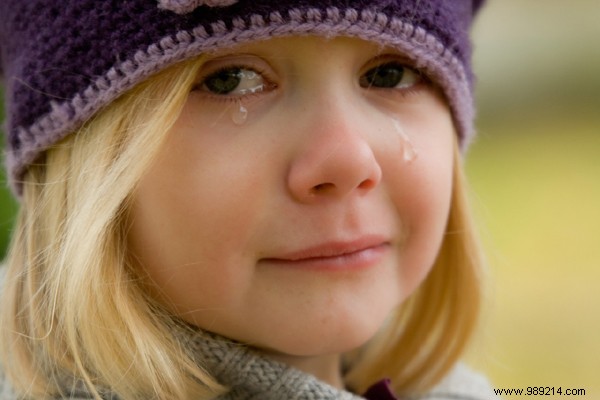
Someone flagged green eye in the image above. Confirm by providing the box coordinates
[200,67,267,96]
[203,68,243,95]
[360,62,421,89]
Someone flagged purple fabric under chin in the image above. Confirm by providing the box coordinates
[363,379,399,400]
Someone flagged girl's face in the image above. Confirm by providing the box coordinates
[129,37,454,360]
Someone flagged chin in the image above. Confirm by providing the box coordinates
[263,305,396,358]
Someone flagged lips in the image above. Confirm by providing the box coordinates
[260,236,390,271]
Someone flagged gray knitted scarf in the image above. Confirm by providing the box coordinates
[182,329,367,400]
[178,329,496,400]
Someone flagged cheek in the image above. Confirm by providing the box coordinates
[398,174,452,296]
[126,134,274,313]
[381,124,454,298]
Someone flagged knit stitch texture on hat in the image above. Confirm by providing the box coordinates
[0,0,485,195]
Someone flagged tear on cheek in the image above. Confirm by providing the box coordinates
[390,118,418,163]
[232,102,248,125]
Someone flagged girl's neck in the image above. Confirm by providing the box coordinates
[261,351,345,389]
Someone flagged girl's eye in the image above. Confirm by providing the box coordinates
[359,62,422,89]
[199,67,266,96]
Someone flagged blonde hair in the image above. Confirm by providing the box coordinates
[0,57,483,399]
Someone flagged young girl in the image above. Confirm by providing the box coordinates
[0,0,494,399]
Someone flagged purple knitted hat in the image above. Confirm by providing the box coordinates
[0,0,485,194]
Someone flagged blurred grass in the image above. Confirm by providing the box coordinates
[466,112,600,398]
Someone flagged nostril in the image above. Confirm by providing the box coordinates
[357,178,377,190]
[310,178,375,195]
[311,182,335,194]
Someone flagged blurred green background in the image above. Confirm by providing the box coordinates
[0,85,18,261]
[1,1,599,398]
[467,1,600,398]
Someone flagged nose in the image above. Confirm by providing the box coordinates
[286,106,383,203]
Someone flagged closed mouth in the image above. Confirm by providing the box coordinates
[260,236,390,270]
